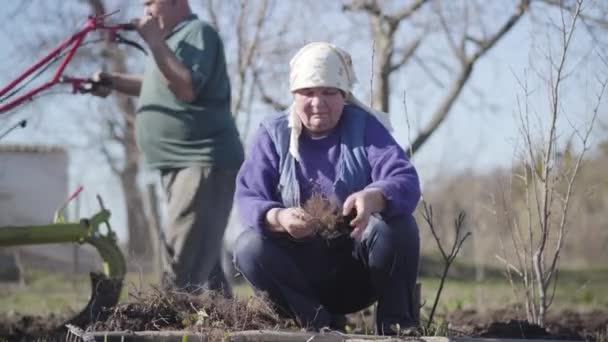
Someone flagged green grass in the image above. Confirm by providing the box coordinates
[0,268,159,316]
[1,264,606,318]
[419,266,608,316]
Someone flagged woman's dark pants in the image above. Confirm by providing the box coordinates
[233,215,419,335]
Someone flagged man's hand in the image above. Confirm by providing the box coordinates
[342,188,386,240]
[90,71,112,98]
[266,207,316,239]
[131,14,195,102]
[134,15,164,48]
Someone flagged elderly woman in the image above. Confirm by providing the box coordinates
[233,42,421,334]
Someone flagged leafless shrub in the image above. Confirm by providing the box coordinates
[498,0,608,327]
[420,201,471,331]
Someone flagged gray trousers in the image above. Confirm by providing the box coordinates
[160,166,238,295]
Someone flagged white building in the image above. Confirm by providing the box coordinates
[0,144,98,280]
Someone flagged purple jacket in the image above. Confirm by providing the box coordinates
[235,109,421,231]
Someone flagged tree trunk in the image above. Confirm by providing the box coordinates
[113,61,154,263]
[86,0,153,262]
[371,17,393,114]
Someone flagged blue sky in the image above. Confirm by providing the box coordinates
[0,1,606,242]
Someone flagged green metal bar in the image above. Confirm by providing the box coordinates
[0,210,110,246]
[86,234,126,279]
[0,222,87,246]
[0,209,125,279]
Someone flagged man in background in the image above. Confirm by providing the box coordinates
[91,0,243,296]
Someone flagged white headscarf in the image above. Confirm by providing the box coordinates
[288,42,391,161]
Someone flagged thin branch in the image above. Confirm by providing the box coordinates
[389,36,423,72]
[421,201,471,330]
[435,1,462,61]
[546,76,607,288]
[412,55,446,88]
[206,0,220,29]
[536,0,608,29]
[496,255,524,277]
[100,144,121,175]
[392,0,430,23]
[253,69,288,112]
[421,203,447,260]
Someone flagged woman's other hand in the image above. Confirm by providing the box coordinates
[342,188,386,240]
[266,207,316,239]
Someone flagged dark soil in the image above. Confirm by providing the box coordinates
[447,308,608,341]
[0,304,608,342]
[0,313,68,341]
[0,287,296,341]
[2,290,607,341]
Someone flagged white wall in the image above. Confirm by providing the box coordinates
[0,145,68,225]
[0,145,100,272]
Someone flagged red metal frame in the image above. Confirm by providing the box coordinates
[0,14,133,114]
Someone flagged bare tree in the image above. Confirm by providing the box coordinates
[343,0,530,152]
[231,0,270,117]
[499,0,607,326]
[343,0,608,156]
[202,0,278,139]
[343,0,428,129]
[86,0,153,262]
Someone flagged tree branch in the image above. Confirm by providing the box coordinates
[253,69,288,112]
[536,0,608,29]
[392,0,430,23]
[408,0,531,156]
[389,36,423,72]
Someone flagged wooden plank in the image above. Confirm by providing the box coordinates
[90,331,581,342]
[91,330,430,342]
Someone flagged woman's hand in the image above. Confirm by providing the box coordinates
[266,207,316,239]
[342,188,386,240]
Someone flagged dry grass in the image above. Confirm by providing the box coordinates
[90,286,297,334]
[302,192,355,239]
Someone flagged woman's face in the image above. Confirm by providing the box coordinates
[293,87,345,137]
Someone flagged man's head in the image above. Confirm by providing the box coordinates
[142,0,191,32]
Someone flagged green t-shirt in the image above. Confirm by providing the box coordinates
[136,14,244,170]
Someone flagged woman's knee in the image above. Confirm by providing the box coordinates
[366,215,417,242]
[232,229,265,273]
[363,215,420,265]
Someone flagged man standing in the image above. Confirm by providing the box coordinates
[92,0,243,296]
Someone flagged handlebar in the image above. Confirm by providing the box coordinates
[91,9,137,31]
[99,21,137,32]
[94,17,147,55]
[0,11,143,114]
[118,22,137,31]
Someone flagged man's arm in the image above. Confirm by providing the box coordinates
[103,72,143,97]
[135,15,196,103]
[146,41,195,103]
[92,71,142,98]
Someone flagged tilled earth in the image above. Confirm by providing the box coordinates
[446,308,608,340]
[1,290,607,341]
[0,288,297,341]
